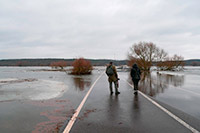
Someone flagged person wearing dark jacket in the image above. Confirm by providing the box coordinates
[106,62,120,95]
[130,64,141,95]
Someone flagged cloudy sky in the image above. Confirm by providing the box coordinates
[0,0,200,60]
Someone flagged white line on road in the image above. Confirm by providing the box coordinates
[63,72,104,133]
[125,80,200,133]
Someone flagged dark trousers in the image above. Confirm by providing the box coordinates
[132,79,139,90]
[109,81,119,93]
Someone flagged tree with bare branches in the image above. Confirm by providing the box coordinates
[160,54,184,71]
[50,61,67,69]
[128,42,184,71]
[129,42,159,71]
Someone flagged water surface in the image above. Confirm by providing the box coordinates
[0,67,101,133]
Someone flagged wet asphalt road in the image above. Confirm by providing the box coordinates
[61,73,200,133]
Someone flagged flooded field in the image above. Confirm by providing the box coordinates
[0,67,101,133]
[124,66,200,121]
[0,66,200,132]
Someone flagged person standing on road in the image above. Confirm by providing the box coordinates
[130,64,141,95]
[106,62,120,95]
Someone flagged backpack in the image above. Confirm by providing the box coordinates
[106,66,114,76]
[135,69,140,80]
[131,68,140,80]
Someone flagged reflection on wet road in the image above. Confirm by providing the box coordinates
[72,76,91,91]
[70,72,199,133]
[138,72,184,97]
[107,95,120,121]
[124,68,200,121]
[133,95,139,110]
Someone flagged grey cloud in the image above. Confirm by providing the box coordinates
[0,0,200,59]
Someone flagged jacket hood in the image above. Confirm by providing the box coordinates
[132,64,138,68]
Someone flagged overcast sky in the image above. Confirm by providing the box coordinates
[0,0,200,60]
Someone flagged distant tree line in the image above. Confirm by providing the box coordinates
[185,60,200,66]
[0,59,127,67]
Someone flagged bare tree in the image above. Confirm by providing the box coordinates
[173,54,184,69]
[128,42,184,71]
[156,48,168,70]
[161,54,184,71]
[129,42,158,71]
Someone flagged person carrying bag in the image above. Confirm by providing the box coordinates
[106,62,120,95]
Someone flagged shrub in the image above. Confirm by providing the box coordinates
[71,58,93,75]
[50,61,67,69]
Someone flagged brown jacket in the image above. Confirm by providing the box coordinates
[106,65,118,82]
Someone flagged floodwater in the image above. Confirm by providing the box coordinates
[0,66,200,132]
[125,66,200,121]
[0,67,101,133]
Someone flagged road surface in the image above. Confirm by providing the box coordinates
[60,72,200,133]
